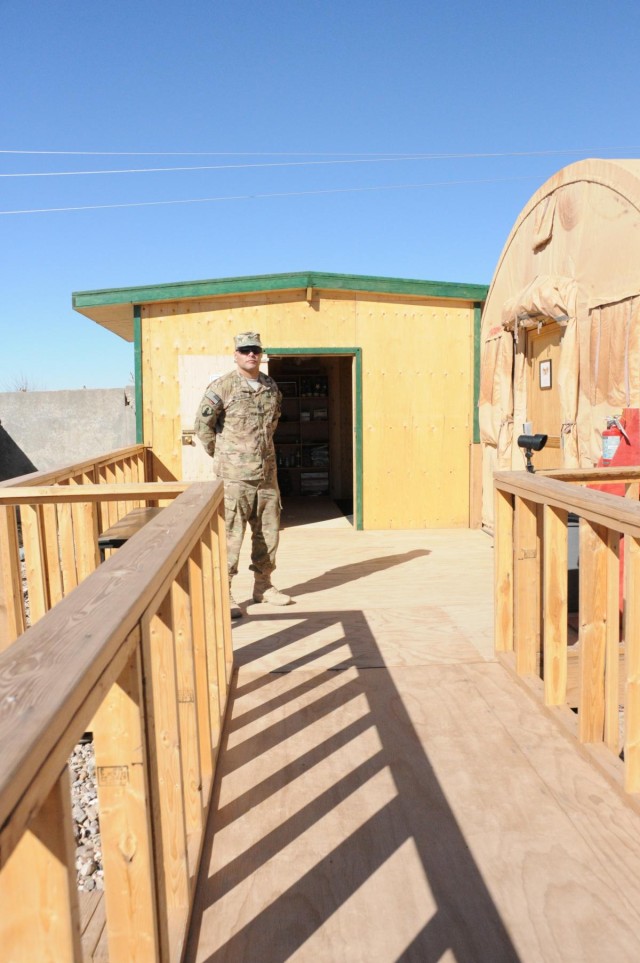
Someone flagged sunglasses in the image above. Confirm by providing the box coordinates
[237,346,262,355]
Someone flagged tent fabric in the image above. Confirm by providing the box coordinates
[480,158,640,527]
[501,274,576,330]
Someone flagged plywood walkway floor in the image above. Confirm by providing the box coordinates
[183,499,640,963]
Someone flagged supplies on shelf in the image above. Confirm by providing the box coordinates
[301,471,329,495]
[300,376,328,397]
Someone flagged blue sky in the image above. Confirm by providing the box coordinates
[2,0,639,389]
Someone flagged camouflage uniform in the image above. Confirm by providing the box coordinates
[194,367,282,580]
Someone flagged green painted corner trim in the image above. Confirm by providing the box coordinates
[354,349,363,531]
[473,302,483,444]
[268,346,363,531]
[134,306,143,444]
[72,270,489,312]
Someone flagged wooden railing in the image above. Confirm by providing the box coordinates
[2,444,149,490]
[0,446,167,649]
[0,480,233,961]
[494,466,640,797]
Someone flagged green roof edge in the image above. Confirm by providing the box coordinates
[72,270,488,309]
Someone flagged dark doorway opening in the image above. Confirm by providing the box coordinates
[268,355,354,522]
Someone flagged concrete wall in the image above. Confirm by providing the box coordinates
[0,387,136,481]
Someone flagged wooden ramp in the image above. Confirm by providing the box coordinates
[185,499,640,963]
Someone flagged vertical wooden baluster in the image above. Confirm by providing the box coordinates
[0,767,82,962]
[142,592,190,963]
[105,464,117,527]
[69,475,99,582]
[625,535,640,792]
[543,505,568,705]
[604,529,621,752]
[201,525,223,757]
[58,497,78,596]
[172,564,203,882]
[92,640,160,963]
[212,507,234,684]
[0,504,25,648]
[189,540,214,801]
[578,520,608,743]
[42,502,64,607]
[21,503,48,624]
[494,487,514,653]
[115,460,126,519]
[514,496,540,676]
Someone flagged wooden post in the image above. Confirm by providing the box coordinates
[57,501,78,596]
[41,503,64,608]
[543,504,568,705]
[0,505,25,649]
[625,535,640,792]
[172,564,203,880]
[578,520,608,743]
[21,503,48,624]
[70,475,100,582]
[212,510,234,683]
[142,592,190,963]
[200,526,223,755]
[105,463,117,527]
[494,487,514,653]
[0,767,82,962]
[514,496,540,676]
[604,529,621,752]
[92,640,160,963]
[188,540,214,800]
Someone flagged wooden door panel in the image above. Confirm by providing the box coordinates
[526,324,563,471]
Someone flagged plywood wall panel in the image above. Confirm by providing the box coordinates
[141,289,475,528]
[355,296,473,529]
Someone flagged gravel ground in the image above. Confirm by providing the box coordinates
[70,741,104,891]
[21,549,103,890]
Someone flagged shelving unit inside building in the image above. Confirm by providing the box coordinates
[268,356,352,506]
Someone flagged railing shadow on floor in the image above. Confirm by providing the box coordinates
[186,611,522,963]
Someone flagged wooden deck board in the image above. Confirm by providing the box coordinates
[146,498,640,961]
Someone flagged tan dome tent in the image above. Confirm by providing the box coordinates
[479,158,640,528]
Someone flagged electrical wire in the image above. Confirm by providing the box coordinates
[1,146,639,158]
[0,173,541,216]
[1,147,639,178]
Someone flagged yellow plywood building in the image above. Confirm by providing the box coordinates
[74,271,487,529]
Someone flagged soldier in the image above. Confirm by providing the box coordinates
[194,331,291,619]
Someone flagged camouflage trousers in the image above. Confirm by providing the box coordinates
[222,478,281,579]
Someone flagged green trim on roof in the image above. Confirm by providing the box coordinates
[72,270,488,310]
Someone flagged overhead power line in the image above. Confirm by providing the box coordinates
[1,145,639,158]
[1,147,639,179]
[0,173,541,216]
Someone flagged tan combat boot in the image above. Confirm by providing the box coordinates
[228,579,242,620]
[253,576,291,606]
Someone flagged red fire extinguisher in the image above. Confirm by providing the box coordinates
[601,415,630,466]
[591,409,640,616]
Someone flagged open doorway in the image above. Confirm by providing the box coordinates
[267,351,357,526]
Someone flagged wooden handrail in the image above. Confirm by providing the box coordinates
[494,467,640,800]
[0,444,149,488]
[0,474,190,648]
[494,470,640,535]
[0,480,233,961]
[0,482,189,505]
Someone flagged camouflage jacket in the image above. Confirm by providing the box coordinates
[194,370,282,483]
